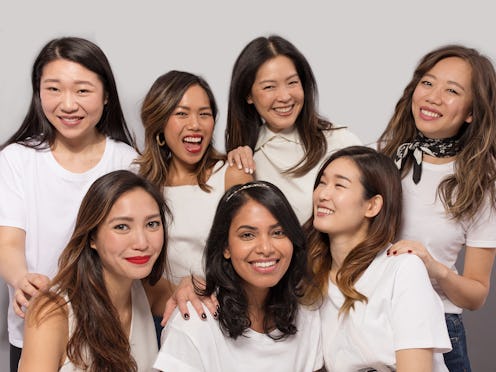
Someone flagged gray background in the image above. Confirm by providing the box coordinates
[1,1,495,370]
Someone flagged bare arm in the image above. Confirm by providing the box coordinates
[396,348,432,372]
[18,298,68,372]
[390,241,495,310]
[224,160,254,190]
[0,226,50,317]
[227,146,255,174]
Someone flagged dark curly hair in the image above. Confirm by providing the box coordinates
[196,181,311,340]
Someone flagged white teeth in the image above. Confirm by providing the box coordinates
[184,136,201,143]
[253,261,276,268]
[61,117,81,122]
[274,106,292,113]
[317,207,334,215]
[421,109,441,118]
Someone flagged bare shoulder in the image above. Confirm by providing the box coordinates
[20,294,69,371]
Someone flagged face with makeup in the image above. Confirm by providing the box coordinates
[223,199,293,301]
[163,84,215,170]
[91,188,164,285]
[411,56,473,139]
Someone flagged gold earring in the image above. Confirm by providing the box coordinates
[156,133,166,147]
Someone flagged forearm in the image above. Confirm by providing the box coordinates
[396,349,432,372]
[0,227,28,287]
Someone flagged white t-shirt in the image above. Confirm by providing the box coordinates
[320,251,451,372]
[400,161,496,313]
[0,138,137,347]
[254,126,361,224]
[60,280,157,372]
[154,302,323,372]
[164,161,227,284]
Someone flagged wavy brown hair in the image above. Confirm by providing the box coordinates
[135,70,225,192]
[377,44,496,221]
[303,146,402,315]
[28,170,169,372]
[225,35,343,177]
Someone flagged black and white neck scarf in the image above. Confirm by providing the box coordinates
[394,132,461,184]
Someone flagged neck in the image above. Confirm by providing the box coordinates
[245,285,269,333]
[423,153,456,164]
[328,225,369,282]
[167,157,199,186]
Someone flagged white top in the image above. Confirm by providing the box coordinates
[254,126,361,224]
[154,302,323,372]
[164,161,227,284]
[400,161,496,313]
[0,138,137,347]
[60,280,158,372]
[320,250,451,372]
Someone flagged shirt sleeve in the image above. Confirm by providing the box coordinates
[391,255,451,353]
[0,146,26,229]
[153,318,204,372]
[465,195,496,248]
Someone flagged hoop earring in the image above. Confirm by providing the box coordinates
[156,133,166,147]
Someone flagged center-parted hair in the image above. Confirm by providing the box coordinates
[304,146,402,315]
[225,35,339,176]
[2,36,135,150]
[197,181,311,339]
[28,170,169,372]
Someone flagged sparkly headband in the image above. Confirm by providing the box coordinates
[225,182,271,202]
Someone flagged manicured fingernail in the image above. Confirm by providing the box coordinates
[213,312,218,318]
[386,250,390,256]
[183,313,190,320]
[408,249,412,253]
[201,313,207,320]
[393,250,397,255]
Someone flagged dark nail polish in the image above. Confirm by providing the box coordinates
[201,313,207,320]
[386,250,390,256]
[393,250,397,255]
[213,312,218,318]
[183,313,190,320]
[408,249,412,253]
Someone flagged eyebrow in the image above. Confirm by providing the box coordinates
[41,78,97,86]
[423,73,467,92]
[107,213,161,224]
[175,105,212,111]
[235,222,281,231]
[257,73,299,85]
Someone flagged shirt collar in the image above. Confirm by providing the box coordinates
[255,125,300,150]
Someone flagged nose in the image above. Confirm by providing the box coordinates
[255,235,275,256]
[425,86,442,105]
[187,115,201,130]
[60,92,78,112]
[276,86,291,102]
[132,228,149,251]
[316,185,331,202]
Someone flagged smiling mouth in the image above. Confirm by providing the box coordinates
[125,256,151,265]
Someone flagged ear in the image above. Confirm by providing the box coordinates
[246,95,253,104]
[223,247,231,259]
[90,239,97,250]
[465,111,473,124]
[365,195,383,218]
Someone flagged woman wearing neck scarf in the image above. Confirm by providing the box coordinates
[377,44,496,372]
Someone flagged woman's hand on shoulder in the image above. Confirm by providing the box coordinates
[227,146,255,174]
[161,276,219,326]
[14,272,51,318]
[387,240,449,280]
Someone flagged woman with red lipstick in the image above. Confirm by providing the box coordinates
[136,71,252,318]
[154,181,324,372]
[0,37,137,372]
[305,146,450,372]
[225,35,361,224]
[19,170,170,372]
[378,45,496,371]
